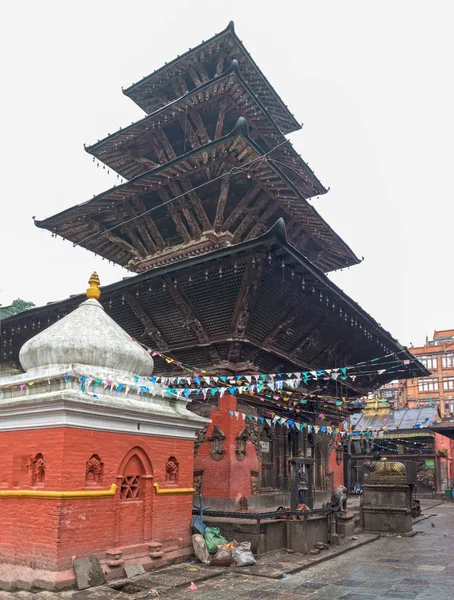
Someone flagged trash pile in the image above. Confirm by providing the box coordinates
[192,527,256,567]
[191,496,256,567]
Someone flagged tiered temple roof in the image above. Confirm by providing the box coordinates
[37,118,358,273]
[122,22,300,135]
[2,221,428,395]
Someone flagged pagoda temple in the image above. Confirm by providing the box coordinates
[1,23,428,512]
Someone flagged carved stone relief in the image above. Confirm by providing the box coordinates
[250,470,259,495]
[236,428,249,461]
[194,424,209,457]
[29,453,45,486]
[209,425,225,461]
[165,457,179,483]
[86,454,104,485]
[193,470,204,495]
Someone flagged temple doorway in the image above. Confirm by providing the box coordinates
[117,447,153,546]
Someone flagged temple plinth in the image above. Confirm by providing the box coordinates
[0,274,209,591]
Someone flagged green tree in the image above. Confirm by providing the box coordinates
[0,298,36,319]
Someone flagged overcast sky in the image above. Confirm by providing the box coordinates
[1,0,452,348]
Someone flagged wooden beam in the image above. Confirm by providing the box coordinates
[245,203,278,240]
[261,305,303,349]
[214,175,231,231]
[197,63,210,83]
[178,116,200,150]
[118,206,149,258]
[215,52,226,76]
[215,99,228,139]
[169,181,202,238]
[158,189,191,243]
[190,111,210,145]
[188,68,203,87]
[223,184,262,229]
[124,291,168,351]
[229,254,266,344]
[155,128,177,161]
[180,177,212,231]
[231,194,269,243]
[288,311,335,360]
[132,198,165,251]
[163,277,210,345]
[87,217,140,259]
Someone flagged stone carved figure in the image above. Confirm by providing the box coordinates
[30,453,46,486]
[194,424,208,456]
[250,471,259,495]
[165,457,179,482]
[86,454,103,485]
[209,425,225,461]
[245,418,260,453]
[193,470,203,495]
[368,458,406,484]
[236,428,249,461]
[331,485,348,512]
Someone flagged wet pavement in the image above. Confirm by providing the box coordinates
[0,502,452,599]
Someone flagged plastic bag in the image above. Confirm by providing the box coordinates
[204,527,228,554]
[232,541,256,567]
[192,534,210,564]
[211,545,233,566]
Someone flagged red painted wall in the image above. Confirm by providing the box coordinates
[194,395,259,499]
[328,436,344,488]
[0,428,194,570]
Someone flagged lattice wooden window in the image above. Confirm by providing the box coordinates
[120,475,141,499]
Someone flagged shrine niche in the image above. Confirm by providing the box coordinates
[29,453,45,486]
[165,457,179,483]
[85,454,103,486]
[193,469,204,495]
[245,418,260,453]
[236,428,249,461]
[250,470,259,495]
[208,425,225,461]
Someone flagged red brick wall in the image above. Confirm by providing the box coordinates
[194,395,259,499]
[328,436,344,488]
[0,428,195,570]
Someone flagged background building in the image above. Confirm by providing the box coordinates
[398,330,454,415]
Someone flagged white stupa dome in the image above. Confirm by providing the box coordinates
[19,272,154,377]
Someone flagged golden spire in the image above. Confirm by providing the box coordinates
[86,272,101,300]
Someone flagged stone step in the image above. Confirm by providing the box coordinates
[149,551,165,559]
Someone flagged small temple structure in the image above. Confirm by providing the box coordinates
[0,274,208,590]
[0,22,428,521]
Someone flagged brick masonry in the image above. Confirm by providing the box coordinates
[0,427,194,571]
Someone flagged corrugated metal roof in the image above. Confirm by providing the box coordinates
[352,406,438,432]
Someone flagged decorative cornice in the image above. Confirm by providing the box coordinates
[0,484,117,499]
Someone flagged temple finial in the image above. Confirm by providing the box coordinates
[86,272,101,300]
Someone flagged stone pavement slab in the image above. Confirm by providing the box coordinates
[3,505,454,599]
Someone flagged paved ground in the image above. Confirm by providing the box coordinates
[1,502,451,599]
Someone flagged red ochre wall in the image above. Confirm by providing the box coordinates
[0,428,194,571]
[194,395,259,499]
[328,435,344,488]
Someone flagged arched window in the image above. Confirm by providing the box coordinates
[120,454,145,500]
